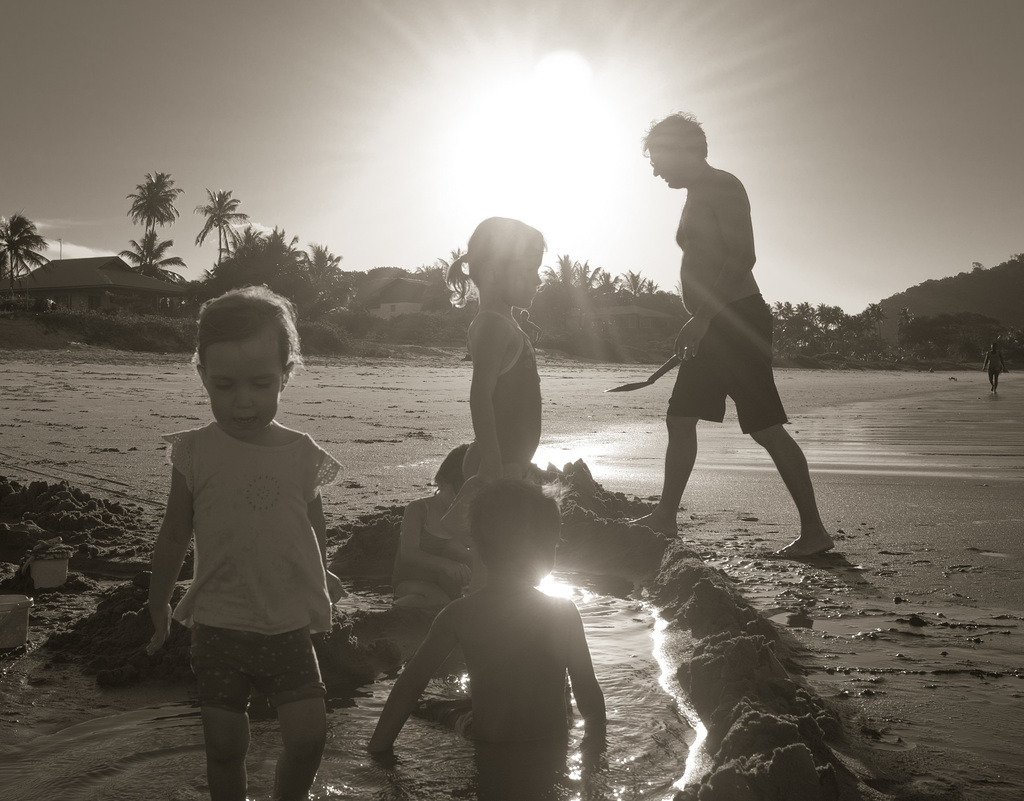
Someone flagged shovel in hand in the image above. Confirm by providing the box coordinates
[605,354,681,392]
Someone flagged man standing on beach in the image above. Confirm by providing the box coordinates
[632,112,833,557]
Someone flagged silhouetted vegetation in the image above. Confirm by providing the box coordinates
[5,197,1022,367]
[877,254,1024,338]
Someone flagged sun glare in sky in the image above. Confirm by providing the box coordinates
[439,51,632,251]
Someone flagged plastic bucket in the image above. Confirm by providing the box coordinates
[30,558,69,589]
[0,595,33,648]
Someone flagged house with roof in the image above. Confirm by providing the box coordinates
[368,277,429,319]
[14,256,187,311]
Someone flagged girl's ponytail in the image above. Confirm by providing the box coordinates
[446,217,545,308]
[446,253,472,308]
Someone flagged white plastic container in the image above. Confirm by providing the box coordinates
[30,557,69,588]
[0,594,33,648]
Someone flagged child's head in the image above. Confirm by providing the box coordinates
[194,286,302,441]
[435,443,470,494]
[470,479,560,583]
[445,217,546,309]
[195,285,302,371]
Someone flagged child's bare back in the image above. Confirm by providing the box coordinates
[368,479,605,752]
[431,583,600,742]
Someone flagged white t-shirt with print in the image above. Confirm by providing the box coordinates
[164,423,342,634]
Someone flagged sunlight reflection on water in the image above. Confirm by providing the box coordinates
[2,573,694,801]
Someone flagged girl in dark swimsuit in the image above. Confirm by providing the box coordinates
[445,217,546,483]
[439,218,546,558]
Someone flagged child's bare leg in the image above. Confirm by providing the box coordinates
[394,580,451,608]
[201,706,249,801]
[275,697,327,801]
[631,415,698,536]
[749,424,834,557]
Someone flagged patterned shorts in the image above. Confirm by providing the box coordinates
[190,624,326,713]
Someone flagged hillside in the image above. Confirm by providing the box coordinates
[877,254,1024,339]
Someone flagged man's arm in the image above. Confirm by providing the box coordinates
[368,604,460,752]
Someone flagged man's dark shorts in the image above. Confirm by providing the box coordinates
[190,624,326,713]
[668,294,788,434]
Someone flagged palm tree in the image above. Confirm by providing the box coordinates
[303,243,349,315]
[573,260,599,292]
[620,270,648,296]
[119,230,186,283]
[224,224,267,262]
[864,302,886,339]
[126,172,184,234]
[264,228,305,272]
[543,254,578,287]
[194,189,249,266]
[0,213,49,291]
[307,243,342,278]
[815,304,847,352]
[592,269,621,296]
[897,307,914,346]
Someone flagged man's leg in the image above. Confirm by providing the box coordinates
[631,415,698,535]
[749,423,833,556]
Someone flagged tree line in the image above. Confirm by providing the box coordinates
[769,300,1021,363]
[3,174,1021,363]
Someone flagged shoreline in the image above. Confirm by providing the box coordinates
[1,349,1021,798]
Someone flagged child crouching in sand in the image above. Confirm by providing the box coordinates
[147,286,344,801]
[392,443,473,607]
[368,479,605,752]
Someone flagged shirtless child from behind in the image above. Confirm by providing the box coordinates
[368,479,605,751]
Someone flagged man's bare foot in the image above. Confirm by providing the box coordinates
[629,511,678,537]
[777,530,834,557]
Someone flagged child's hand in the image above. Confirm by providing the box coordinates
[326,570,348,603]
[147,603,172,655]
[441,561,472,586]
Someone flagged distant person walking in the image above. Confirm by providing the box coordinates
[631,112,833,557]
[983,342,1007,392]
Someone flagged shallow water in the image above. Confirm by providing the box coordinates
[0,573,700,801]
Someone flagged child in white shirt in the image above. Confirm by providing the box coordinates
[147,285,343,801]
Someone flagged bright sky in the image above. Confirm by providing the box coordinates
[4,0,1022,314]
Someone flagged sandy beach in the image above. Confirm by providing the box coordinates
[1,346,1021,800]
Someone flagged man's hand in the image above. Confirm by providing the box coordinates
[675,315,710,360]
